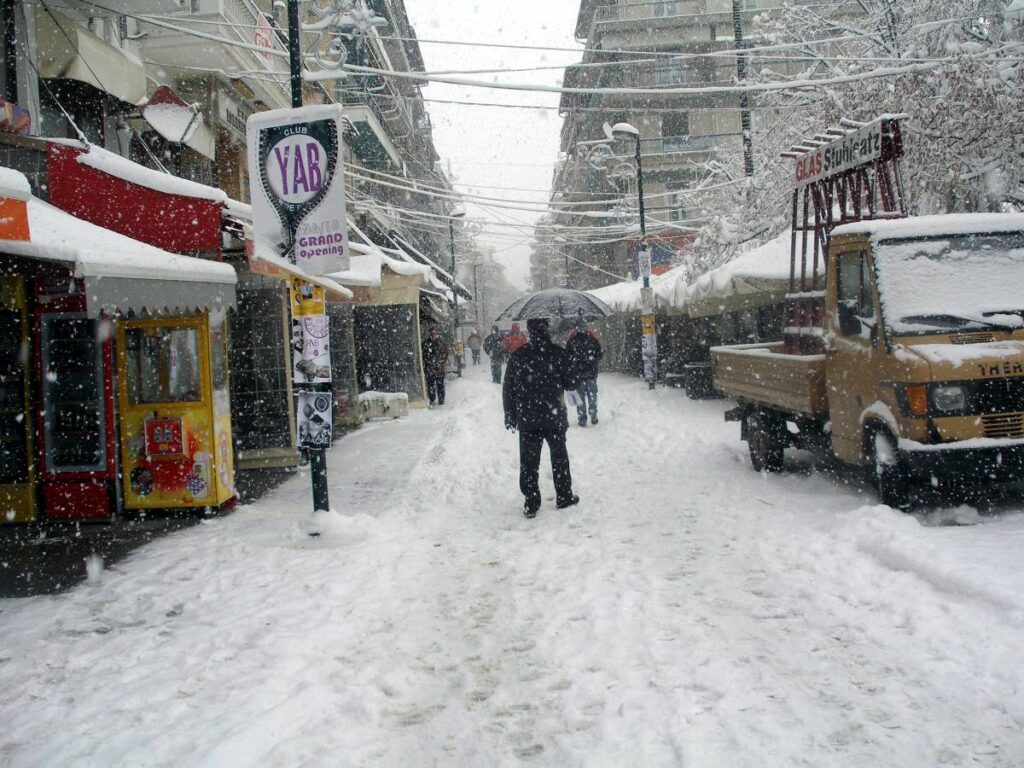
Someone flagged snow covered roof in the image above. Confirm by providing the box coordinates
[832,213,1024,240]
[64,141,228,203]
[0,166,31,200]
[329,242,433,288]
[249,235,353,300]
[1,184,236,317]
[680,230,792,317]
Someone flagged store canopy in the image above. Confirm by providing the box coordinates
[248,234,353,301]
[36,9,147,106]
[0,188,236,318]
[141,86,216,160]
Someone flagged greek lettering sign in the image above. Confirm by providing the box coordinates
[247,105,350,276]
[794,121,885,187]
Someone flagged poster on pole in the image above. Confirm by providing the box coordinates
[297,391,333,449]
[247,105,350,276]
[291,314,332,384]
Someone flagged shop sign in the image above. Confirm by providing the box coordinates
[292,315,332,384]
[297,391,333,449]
[216,87,252,141]
[794,121,885,187]
[254,13,275,67]
[641,313,656,336]
[144,416,184,457]
[290,277,326,317]
[247,105,350,276]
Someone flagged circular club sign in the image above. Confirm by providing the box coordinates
[264,132,327,205]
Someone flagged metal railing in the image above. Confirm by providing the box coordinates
[593,0,712,25]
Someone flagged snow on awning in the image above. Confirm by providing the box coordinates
[249,235,353,301]
[389,233,472,300]
[36,10,146,106]
[0,193,236,318]
[141,86,216,160]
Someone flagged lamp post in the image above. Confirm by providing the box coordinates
[612,122,656,390]
[449,208,465,376]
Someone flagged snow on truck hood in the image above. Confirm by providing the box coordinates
[898,339,1024,371]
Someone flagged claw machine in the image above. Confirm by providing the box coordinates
[0,275,36,522]
[34,275,118,519]
[117,310,236,511]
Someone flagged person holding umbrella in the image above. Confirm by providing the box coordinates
[502,317,580,519]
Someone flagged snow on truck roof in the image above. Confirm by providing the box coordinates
[831,213,1024,240]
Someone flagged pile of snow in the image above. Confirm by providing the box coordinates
[291,509,380,549]
[72,142,227,203]
[0,167,31,199]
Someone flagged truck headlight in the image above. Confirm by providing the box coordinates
[932,385,967,413]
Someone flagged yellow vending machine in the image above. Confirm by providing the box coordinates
[117,311,236,511]
[0,275,37,522]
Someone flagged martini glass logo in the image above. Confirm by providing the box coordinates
[257,119,339,262]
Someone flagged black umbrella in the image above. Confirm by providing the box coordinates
[495,288,614,323]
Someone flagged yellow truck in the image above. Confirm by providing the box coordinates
[714,213,1024,507]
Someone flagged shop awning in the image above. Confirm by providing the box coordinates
[36,9,147,106]
[0,193,236,318]
[140,86,216,160]
[248,234,353,301]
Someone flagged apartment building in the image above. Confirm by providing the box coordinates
[547,0,765,290]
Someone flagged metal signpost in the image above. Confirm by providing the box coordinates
[245,1,350,513]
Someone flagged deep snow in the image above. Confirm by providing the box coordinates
[1,367,1023,767]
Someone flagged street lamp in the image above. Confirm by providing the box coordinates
[612,121,656,390]
[449,208,465,376]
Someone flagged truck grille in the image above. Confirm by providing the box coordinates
[982,413,1024,439]
[973,377,1024,414]
[950,332,995,345]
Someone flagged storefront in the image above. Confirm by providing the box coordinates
[0,171,236,522]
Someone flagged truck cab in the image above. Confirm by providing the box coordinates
[825,214,1024,504]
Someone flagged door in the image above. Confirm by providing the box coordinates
[38,312,115,518]
[0,276,35,523]
[826,247,884,463]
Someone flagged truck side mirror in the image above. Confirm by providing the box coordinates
[837,301,862,336]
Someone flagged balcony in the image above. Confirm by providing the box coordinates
[581,1,764,45]
[137,0,292,109]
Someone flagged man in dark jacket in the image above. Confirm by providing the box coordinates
[421,327,448,406]
[483,325,505,384]
[502,317,580,518]
[565,319,604,426]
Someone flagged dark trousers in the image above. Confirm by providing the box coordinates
[490,359,503,383]
[426,373,445,405]
[519,428,573,509]
[471,349,481,364]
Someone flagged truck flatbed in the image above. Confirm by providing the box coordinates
[711,342,828,418]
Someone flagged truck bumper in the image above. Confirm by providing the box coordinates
[900,440,1024,483]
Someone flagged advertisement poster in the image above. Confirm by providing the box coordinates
[297,391,333,449]
[247,105,350,276]
[292,314,332,384]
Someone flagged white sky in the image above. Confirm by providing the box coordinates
[405,1,584,288]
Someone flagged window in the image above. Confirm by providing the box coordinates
[662,113,690,152]
[655,58,686,86]
[125,326,202,404]
[836,250,875,332]
[655,1,680,17]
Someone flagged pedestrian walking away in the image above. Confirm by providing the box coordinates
[503,322,527,355]
[565,318,604,426]
[483,324,506,384]
[467,328,483,365]
[421,327,448,406]
[502,317,580,518]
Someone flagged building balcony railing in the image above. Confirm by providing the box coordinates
[593,0,713,25]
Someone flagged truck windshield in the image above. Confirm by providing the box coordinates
[874,232,1024,335]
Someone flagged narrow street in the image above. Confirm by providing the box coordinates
[2,366,1023,767]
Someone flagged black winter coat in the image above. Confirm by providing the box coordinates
[503,336,578,432]
[566,330,603,380]
[483,332,505,362]
[422,336,448,377]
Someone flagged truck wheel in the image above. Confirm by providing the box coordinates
[747,410,785,473]
[870,430,912,510]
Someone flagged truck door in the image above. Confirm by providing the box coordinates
[826,246,883,464]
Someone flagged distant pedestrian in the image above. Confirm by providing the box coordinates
[565,319,604,426]
[503,322,527,355]
[503,317,580,518]
[467,328,483,365]
[422,327,448,406]
[483,324,505,383]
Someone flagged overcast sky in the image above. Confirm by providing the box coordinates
[405,1,583,288]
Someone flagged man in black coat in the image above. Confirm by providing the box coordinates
[483,324,505,384]
[421,327,448,406]
[502,317,580,518]
[565,319,604,426]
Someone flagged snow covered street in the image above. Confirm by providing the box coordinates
[2,366,1024,767]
